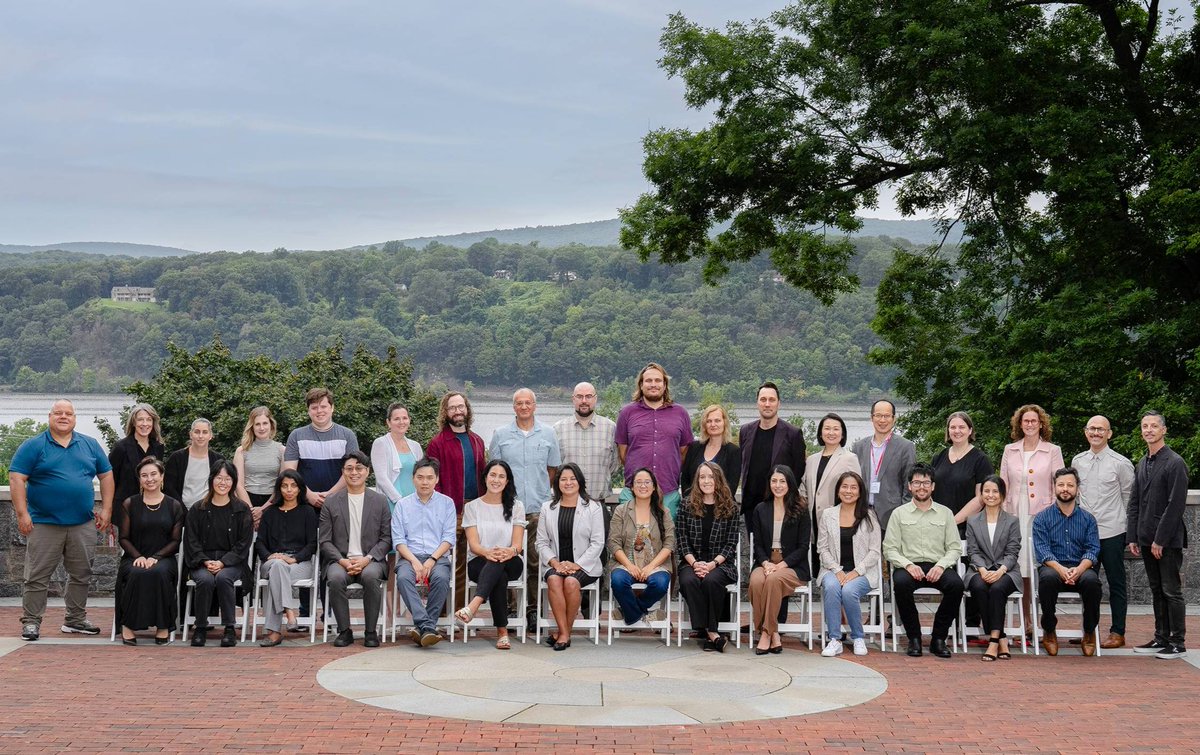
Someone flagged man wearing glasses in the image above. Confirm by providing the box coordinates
[554,382,619,503]
[852,398,916,530]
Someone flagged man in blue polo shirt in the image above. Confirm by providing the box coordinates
[10,399,114,641]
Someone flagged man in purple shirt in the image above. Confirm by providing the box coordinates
[615,362,694,517]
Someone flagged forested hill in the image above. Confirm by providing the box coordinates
[0,235,921,398]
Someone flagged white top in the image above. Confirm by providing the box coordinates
[182,455,210,508]
[462,497,527,563]
[987,521,997,542]
[347,492,365,558]
[771,518,783,549]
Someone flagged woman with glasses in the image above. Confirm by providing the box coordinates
[184,461,253,647]
[608,467,675,628]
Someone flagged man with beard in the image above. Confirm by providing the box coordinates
[1032,467,1102,656]
[737,381,806,533]
[615,363,694,517]
[554,382,618,502]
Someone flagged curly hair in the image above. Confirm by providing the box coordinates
[437,391,473,432]
[1009,404,1052,441]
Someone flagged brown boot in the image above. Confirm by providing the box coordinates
[1042,631,1059,656]
[1100,632,1125,649]
[1081,633,1096,657]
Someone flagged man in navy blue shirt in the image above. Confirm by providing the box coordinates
[9,400,114,641]
[1032,467,1101,656]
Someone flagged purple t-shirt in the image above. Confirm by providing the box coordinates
[614,401,695,494]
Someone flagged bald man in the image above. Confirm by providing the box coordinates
[553,382,619,500]
[1071,415,1134,648]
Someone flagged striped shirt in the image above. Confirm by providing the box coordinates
[1032,503,1100,567]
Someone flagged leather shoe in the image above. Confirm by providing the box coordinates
[364,631,380,648]
[906,638,923,657]
[1100,632,1125,650]
[1081,633,1096,657]
[1042,631,1059,656]
[930,638,951,658]
[333,629,354,647]
[220,626,237,648]
[190,627,207,647]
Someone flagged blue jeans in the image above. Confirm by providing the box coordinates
[395,553,452,634]
[821,572,871,641]
[610,567,670,624]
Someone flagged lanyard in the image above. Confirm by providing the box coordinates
[871,435,891,478]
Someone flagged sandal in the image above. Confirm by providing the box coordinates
[981,639,999,662]
[997,638,1012,660]
[495,635,511,650]
[454,607,475,627]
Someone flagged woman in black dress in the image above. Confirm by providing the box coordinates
[108,403,165,528]
[117,456,185,645]
[185,460,253,647]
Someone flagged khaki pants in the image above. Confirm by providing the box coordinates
[748,565,801,634]
[22,522,96,627]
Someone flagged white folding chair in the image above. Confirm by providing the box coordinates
[748,535,814,650]
[605,570,673,645]
[888,554,960,654]
[249,527,320,643]
[110,545,182,644]
[535,571,601,645]
[390,548,456,643]
[959,541,1027,654]
[459,556,527,644]
[181,533,254,642]
[1028,545,1101,656]
[676,537,742,648]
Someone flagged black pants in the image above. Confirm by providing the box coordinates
[468,556,523,628]
[892,562,964,641]
[1143,547,1186,646]
[966,572,1017,636]
[191,567,239,628]
[1096,534,1128,635]
[679,564,734,633]
[1037,565,1101,634]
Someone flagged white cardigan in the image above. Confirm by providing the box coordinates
[370,434,424,504]
[816,505,882,589]
[535,498,606,578]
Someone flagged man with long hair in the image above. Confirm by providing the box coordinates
[615,363,694,517]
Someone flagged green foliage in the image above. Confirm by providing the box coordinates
[0,418,48,484]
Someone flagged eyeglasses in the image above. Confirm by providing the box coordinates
[343,465,368,473]
[909,480,933,488]
[633,480,654,487]
[1085,426,1108,433]
[574,393,596,400]
[871,413,893,419]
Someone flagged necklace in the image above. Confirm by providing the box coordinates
[143,497,163,511]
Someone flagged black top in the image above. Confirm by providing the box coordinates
[557,505,577,563]
[163,447,225,503]
[701,503,715,548]
[930,446,994,517]
[742,426,777,513]
[749,500,812,580]
[839,526,856,573]
[256,503,319,563]
[184,499,253,571]
[118,494,185,561]
[816,454,832,493]
[680,441,742,500]
[676,502,740,581]
[108,435,167,515]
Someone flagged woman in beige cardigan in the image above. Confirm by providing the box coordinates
[607,468,676,627]
[817,471,881,657]
[804,413,862,574]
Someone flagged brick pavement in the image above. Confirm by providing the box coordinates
[1,606,1197,754]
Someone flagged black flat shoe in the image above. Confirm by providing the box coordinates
[259,635,284,647]
[122,636,136,646]
[712,635,727,653]
[553,640,571,651]
[155,635,170,645]
[755,647,770,655]
[543,634,557,647]
[702,638,716,651]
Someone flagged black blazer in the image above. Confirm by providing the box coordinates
[108,435,166,510]
[675,502,740,581]
[750,500,812,580]
[183,498,253,575]
[680,441,742,499]
[163,447,225,503]
[1127,445,1190,549]
[738,420,806,500]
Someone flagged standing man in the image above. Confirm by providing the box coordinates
[282,388,359,507]
[1071,415,1135,649]
[738,381,806,532]
[852,399,916,530]
[614,362,694,517]
[10,399,114,641]
[425,391,486,609]
[1127,411,1189,660]
[1032,468,1102,656]
[554,381,618,501]
[391,458,457,647]
[490,388,561,634]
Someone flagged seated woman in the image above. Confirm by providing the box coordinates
[608,467,675,628]
[817,471,881,657]
[748,465,811,654]
[535,463,604,650]
[965,475,1022,661]
[255,470,318,647]
[676,461,740,652]
[117,456,185,645]
[185,461,253,647]
[456,459,526,650]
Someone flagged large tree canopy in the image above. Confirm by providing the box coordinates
[621,0,1200,465]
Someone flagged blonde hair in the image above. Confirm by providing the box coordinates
[124,403,163,444]
[240,406,277,451]
[632,362,673,406]
[698,404,734,443]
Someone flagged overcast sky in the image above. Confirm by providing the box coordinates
[2,1,1191,252]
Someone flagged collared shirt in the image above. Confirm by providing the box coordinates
[614,401,695,494]
[1071,446,1134,539]
[488,420,562,516]
[9,430,112,527]
[391,490,457,555]
[346,492,365,558]
[1033,504,1100,567]
[881,500,961,569]
[553,413,618,500]
[868,434,891,506]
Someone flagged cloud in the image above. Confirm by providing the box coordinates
[109,110,472,146]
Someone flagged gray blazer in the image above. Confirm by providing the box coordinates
[319,488,392,565]
[851,433,916,530]
[536,499,606,578]
[964,510,1022,583]
[816,505,882,589]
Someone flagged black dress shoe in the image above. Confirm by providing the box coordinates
[702,638,716,651]
[364,631,380,648]
[122,636,137,646]
[191,627,208,647]
[713,635,728,653]
[754,647,770,656]
[333,629,354,647]
[220,626,237,647]
[906,638,923,657]
[930,638,952,658]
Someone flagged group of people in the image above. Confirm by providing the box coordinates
[8,366,1189,663]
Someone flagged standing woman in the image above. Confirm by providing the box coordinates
[184,461,253,647]
[370,403,425,507]
[164,418,225,509]
[608,468,675,628]
[817,471,881,657]
[536,463,605,650]
[456,460,525,650]
[233,406,285,512]
[930,411,994,534]
[748,465,811,654]
[255,470,318,646]
[965,475,1021,661]
[676,461,741,651]
[802,413,860,573]
[108,403,166,528]
[680,405,741,500]
[116,457,185,645]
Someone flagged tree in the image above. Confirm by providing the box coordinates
[620,1,1200,466]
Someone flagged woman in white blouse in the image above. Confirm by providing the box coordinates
[456,460,525,650]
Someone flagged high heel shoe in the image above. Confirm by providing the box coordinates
[122,636,137,646]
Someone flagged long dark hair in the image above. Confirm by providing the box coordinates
[272,469,309,508]
[630,467,667,542]
[767,464,806,521]
[835,470,874,535]
[482,458,518,522]
[200,460,240,510]
[551,462,592,507]
[981,473,1007,502]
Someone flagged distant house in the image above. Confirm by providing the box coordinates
[111,286,157,303]
[492,269,513,280]
[549,270,578,283]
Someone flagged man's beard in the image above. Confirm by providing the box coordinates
[576,406,594,418]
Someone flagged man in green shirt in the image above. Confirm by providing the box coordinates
[883,462,963,658]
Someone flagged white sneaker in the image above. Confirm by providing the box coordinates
[852,638,868,656]
[821,638,844,657]
[623,619,650,629]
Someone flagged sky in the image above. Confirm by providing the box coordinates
[2,1,1193,252]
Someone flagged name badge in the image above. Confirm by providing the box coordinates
[870,481,881,495]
